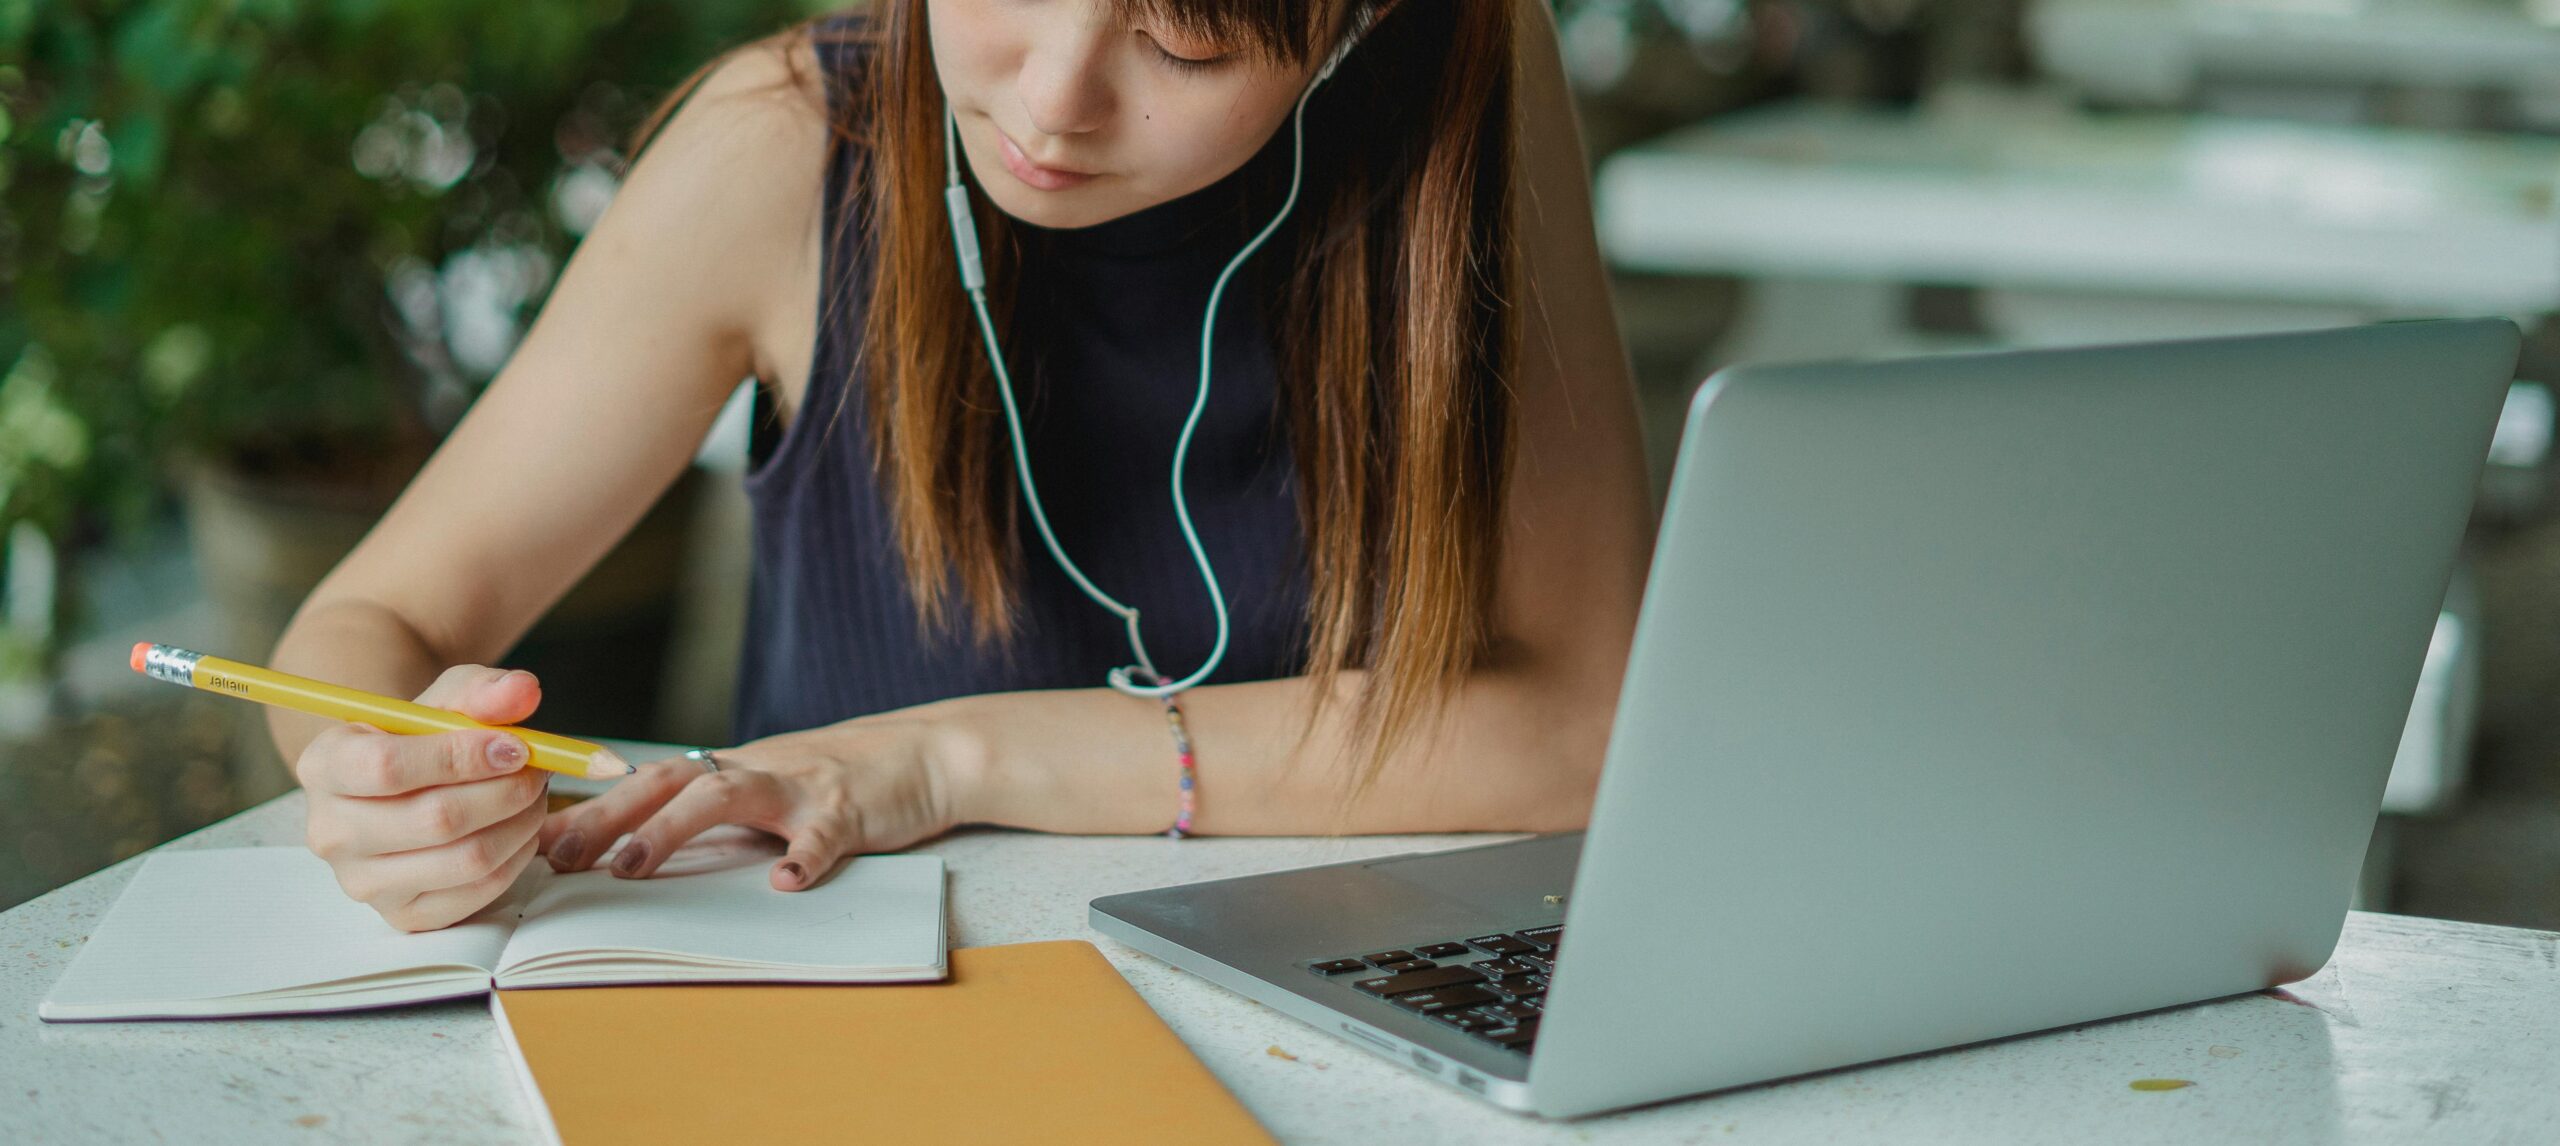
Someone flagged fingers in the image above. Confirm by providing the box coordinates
[773,821,846,891]
[301,720,530,798]
[376,829,542,933]
[414,664,544,725]
[335,789,547,908]
[606,768,793,880]
[536,753,850,888]
[541,757,712,873]
[309,769,549,858]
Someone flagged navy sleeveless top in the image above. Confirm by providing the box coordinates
[731,23,1313,743]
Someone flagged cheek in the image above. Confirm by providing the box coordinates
[1136,120,1227,182]
[1137,91,1288,182]
[924,0,1014,102]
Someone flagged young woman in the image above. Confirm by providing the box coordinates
[267,0,1651,932]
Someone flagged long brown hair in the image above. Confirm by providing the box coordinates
[643,0,1517,785]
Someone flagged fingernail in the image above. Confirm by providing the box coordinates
[551,830,585,870]
[612,839,650,877]
[779,861,806,886]
[488,737,525,772]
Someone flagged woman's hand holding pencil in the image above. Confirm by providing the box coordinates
[132,644,631,933]
[288,664,570,932]
[132,641,954,924]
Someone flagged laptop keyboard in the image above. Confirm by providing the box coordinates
[1307,926,1563,1056]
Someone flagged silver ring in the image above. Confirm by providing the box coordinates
[684,748,721,774]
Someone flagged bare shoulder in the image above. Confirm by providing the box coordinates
[661,28,834,161]
[596,30,835,391]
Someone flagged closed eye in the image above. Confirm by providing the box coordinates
[1143,34,1232,73]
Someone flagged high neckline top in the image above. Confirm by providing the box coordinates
[729,17,1315,743]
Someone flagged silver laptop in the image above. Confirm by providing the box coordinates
[1089,319,2520,1118]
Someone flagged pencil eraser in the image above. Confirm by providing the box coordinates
[130,642,150,673]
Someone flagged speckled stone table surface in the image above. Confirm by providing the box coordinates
[5,790,2556,1144]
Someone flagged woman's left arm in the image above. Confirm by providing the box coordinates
[548,0,1654,885]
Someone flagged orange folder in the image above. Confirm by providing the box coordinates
[493,939,1275,1144]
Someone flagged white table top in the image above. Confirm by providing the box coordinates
[6,790,2557,1143]
[1593,97,2560,312]
[2028,0,2560,105]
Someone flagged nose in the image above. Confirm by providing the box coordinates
[1017,32,1113,138]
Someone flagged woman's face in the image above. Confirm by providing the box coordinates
[927,0,1328,229]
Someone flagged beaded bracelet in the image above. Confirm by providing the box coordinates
[1134,670,1197,838]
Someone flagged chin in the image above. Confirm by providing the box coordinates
[976,179,1148,232]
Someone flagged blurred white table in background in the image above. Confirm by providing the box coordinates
[2027,0,2560,116]
[1596,95,2560,358]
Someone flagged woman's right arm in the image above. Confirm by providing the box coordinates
[266,38,830,930]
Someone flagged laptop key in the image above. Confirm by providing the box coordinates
[1476,1022,1540,1051]
[1414,942,1470,959]
[1466,934,1536,957]
[1489,1033,1537,1053]
[1352,965,1487,996]
[1310,959,1369,976]
[1362,950,1419,966]
[1392,985,1498,1013]
[1474,958,1536,979]
[1374,959,1436,975]
[1516,925,1563,949]
[1517,954,1555,975]
[1433,1010,1503,1032]
[1487,1003,1540,1025]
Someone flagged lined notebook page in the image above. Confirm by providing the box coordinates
[43,848,514,1012]
[497,844,945,981]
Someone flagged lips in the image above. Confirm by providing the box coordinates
[996,130,1097,191]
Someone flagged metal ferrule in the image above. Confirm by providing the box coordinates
[141,644,203,687]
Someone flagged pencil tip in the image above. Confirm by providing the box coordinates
[586,749,634,781]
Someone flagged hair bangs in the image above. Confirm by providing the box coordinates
[1103,0,1351,64]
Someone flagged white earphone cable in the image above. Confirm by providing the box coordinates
[941,14,1367,699]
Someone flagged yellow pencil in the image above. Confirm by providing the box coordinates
[130,642,633,779]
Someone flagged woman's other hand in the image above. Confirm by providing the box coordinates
[538,715,966,890]
[294,665,550,932]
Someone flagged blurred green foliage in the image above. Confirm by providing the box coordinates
[0,0,813,668]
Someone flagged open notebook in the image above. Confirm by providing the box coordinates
[38,827,945,1021]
